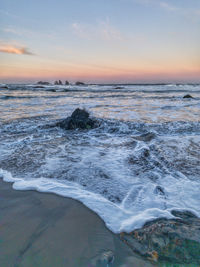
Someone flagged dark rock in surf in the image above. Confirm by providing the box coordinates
[37,81,50,85]
[65,80,69,85]
[57,108,97,130]
[75,81,85,86]
[34,85,45,88]
[115,86,124,89]
[154,185,165,196]
[0,86,9,89]
[183,94,193,99]
[134,132,156,142]
[120,211,200,264]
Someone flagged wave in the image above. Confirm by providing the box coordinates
[0,117,200,233]
[1,84,200,94]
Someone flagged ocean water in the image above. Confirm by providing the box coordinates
[0,83,200,233]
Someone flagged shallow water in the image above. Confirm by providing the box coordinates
[0,83,200,233]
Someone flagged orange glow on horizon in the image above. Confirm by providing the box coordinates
[1,56,200,83]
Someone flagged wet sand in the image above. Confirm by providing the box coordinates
[0,180,154,267]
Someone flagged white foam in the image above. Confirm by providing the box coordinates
[1,168,200,233]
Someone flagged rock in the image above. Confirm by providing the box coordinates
[120,211,200,264]
[115,86,124,89]
[121,256,155,267]
[183,94,193,99]
[37,81,50,85]
[134,132,156,142]
[75,81,85,86]
[0,85,9,89]
[57,108,98,130]
[89,250,114,266]
[65,80,69,85]
[54,80,63,85]
[154,186,165,196]
[102,251,114,264]
[34,85,45,88]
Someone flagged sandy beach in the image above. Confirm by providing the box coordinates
[0,180,155,267]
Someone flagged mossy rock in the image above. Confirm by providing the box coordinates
[120,211,200,264]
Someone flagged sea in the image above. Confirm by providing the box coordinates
[0,83,200,233]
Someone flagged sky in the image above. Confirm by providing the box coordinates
[0,0,200,83]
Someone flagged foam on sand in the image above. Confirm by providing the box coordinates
[1,167,200,234]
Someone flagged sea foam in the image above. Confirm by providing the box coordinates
[1,166,200,234]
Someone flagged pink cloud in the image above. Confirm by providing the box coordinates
[0,44,34,55]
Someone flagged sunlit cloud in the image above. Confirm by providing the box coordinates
[0,43,34,55]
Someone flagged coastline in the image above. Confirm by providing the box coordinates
[0,83,200,266]
[0,180,154,267]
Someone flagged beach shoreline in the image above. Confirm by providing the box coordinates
[0,179,155,267]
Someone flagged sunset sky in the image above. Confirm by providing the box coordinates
[0,0,200,83]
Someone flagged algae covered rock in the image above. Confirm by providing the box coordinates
[120,211,200,264]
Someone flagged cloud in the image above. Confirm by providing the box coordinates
[131,0,178,11]
[3,27,33,36]
[130,0,200,19]
[71,23,92,39]
[71,19,125,41]
[2,26,56,40]
[0,43,34,55]
[158,1,178,11]
[0,9,20,20]
[100,20,124,41]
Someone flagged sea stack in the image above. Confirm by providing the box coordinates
[37,81,50,85]
[54,80,63,85]
[65,80,69,85]
[75,81,85,86]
